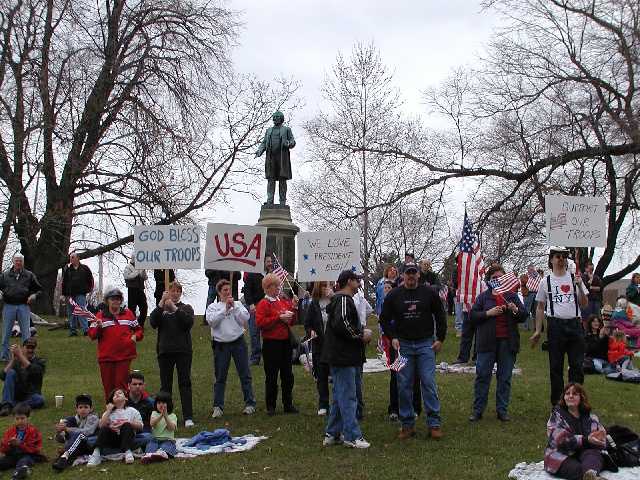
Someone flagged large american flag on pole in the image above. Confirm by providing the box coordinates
[456,210,485,309]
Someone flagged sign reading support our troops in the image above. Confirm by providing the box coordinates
[545,195,607,247]
[297,230,361,282]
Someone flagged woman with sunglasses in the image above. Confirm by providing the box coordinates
[531,247,589,406]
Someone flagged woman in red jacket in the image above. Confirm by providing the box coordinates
[607,330,634,368]
[255,274,298,415]
[88,287,143,401]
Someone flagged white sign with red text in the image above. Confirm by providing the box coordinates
[545,195,607,247]
[203,223,267,273]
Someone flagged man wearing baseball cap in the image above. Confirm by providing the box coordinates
[531,246,589,406]
[0,337,46,416]
[380,262,447,440]
[321,270,372,449]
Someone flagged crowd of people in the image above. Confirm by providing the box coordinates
[0,248,639,478]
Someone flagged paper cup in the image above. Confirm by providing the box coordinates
[55,395,64,408]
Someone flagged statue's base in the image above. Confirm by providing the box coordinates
[257,203,299,275]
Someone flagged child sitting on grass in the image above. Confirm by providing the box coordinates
[0,403,45,479]
[141,391,177,464]
[52,393,99,472]
[608,330,635,370]
[87,388,144,466]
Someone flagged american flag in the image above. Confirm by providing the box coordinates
[271,256,289,285]
[389,351,408,372]
[456,211,485,309]
[68,298,97,321]
[487,271,520,294]
[526,271,542,292]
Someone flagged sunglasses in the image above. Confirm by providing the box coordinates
[553,253,569,259]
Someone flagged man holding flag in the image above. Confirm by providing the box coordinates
[381,262,447,440]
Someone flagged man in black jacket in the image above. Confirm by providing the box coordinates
[61,252,94,336]
[321,270,371,449]
[0,338,46,416]
[0,253,42,361]
[242,256,273,365]
[381,262,447,440]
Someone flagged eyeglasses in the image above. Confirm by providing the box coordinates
[553,253,569,259]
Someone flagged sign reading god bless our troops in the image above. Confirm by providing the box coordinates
[134,225,202,269]
[545,194,607,247]
[297,230,361,282]
[203,223,268,274]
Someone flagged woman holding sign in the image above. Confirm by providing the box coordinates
[255,274,298,415]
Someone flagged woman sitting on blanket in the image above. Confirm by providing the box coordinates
[544,383,607,480]
[87,388,144,467]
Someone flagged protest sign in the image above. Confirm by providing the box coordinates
[545,195,607,247]
[297,230,361,282]
[203,223,267,273]
[134,225,202,269]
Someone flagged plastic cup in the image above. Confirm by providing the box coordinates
[55,395,64,408]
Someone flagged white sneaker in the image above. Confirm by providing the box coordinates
[322,433,343,446]
[388,413,399,421]
[317,408,327,416]
[184,419,195,428]
[124,449,134,464]
[87,451,102,467]
[343,437,370,449]
[211,406,223,418]
[242,405,256,415]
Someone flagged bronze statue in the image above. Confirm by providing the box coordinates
[255,111,295,205]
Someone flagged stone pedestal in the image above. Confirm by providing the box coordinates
[257,204,299,275]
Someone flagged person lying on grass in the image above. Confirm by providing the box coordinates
[87,388,143,466]
[141,391,177,464]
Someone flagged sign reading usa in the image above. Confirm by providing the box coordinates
[203,223,268,273]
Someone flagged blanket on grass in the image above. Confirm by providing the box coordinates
[508,461,640,480]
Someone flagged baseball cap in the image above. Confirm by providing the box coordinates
[337,270,362,287]
[23,337,37,347]
[403,262,419,273]
[103,286,124,300]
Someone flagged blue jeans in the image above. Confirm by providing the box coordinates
[454,302,463,331]
[213,336,256,409]
[523,293,536,330]
[398,338,441,428]
[1,304,30,361]
[473,339,516,416]
[1,369,44,408]
[248,310,262,363]
[145,439,177,457]
[355,366,364,419]
[67,293,88,334]
[325,366,362,442]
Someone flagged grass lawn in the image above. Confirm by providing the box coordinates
[3,315,639,480]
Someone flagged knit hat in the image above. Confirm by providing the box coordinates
[103,286,124,300]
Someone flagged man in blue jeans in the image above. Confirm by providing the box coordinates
[321,270,371,449]
[205,279,256,418]
[61,252,94,336]
[381,262,447,440]
[0,338,46,416]
[0,253,41,361]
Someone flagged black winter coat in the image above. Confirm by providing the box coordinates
[321,293,365,367]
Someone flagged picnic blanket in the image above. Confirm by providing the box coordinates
[176,433,267,456]
[437,362,522,376]
[508,461,640,480]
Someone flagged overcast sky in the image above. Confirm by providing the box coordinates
[97,1,500,314]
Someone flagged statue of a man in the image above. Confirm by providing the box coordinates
[255,111,296,205]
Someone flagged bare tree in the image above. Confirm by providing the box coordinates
[357,0,640,284]
[0,0,298,311]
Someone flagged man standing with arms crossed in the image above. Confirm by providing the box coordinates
[381,262,447,440]
[531,247,589,406]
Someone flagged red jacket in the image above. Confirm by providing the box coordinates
[255,297,296,340]
[608,337,633,364]
[88,307,143,362]
[1,424,42,455]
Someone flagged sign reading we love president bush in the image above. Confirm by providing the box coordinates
[297,230,361,282]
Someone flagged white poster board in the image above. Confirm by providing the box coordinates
[203,223,267,273]
[545,195,607,247]
[133,225,202,269]
[297,230,361,282]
